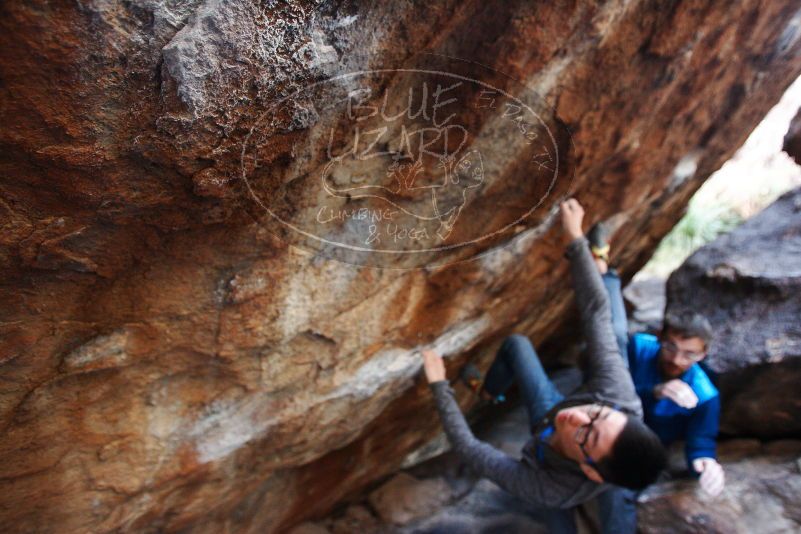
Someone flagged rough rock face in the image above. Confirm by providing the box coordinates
[637,440,801,534]
[2,1,801,532]
[623,276,667,334]
[665,187,801,439]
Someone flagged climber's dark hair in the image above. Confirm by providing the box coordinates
[594,415,668,490]
[661,310,713,350]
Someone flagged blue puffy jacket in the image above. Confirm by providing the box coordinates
[627,333,720,474]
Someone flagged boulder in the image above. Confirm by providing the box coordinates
[638,440,801,533]
[366,473,453,525]
[324,504,382,534]
[623,276,668,335]
[286,523,332,534]
[666,187,801,438]
[2,1,801,532]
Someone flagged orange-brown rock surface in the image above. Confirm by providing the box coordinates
[2,1,801,532]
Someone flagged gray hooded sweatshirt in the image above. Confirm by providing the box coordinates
[428,236,643,509]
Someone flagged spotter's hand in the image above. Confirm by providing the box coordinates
[654,379,699,409]
[693,457,725,497]
[421,349,447,384]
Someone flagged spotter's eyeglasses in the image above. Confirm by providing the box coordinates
[661,340,705,362]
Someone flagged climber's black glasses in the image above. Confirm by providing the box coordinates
[574,404,610,467]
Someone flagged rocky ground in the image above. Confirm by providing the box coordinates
[289,394,801,534]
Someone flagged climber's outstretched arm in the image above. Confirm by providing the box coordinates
[421,349,573,508]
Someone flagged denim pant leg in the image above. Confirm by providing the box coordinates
[482,334,564,432]
[602,270,629,366]
[542,508,577,534]
[597,486,638,534]
[598,274,638,532]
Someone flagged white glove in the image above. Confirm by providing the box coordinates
[654,379,699,409]
[693,457,725,497]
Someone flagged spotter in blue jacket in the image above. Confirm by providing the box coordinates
[627,333,720,475]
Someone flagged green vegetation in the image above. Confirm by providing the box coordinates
[641,197,743,277]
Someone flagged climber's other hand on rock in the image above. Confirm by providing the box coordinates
[422,349,447,384]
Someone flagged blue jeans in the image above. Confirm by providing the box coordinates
[603,269,629,365]
[597,482,637,534]
[483,334,565,433]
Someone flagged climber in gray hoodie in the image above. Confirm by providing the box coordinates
[420,199,667,531]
